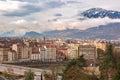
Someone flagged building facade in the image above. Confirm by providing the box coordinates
[0,46,10,62]
[8,50,17,61]
[12,44,32,60]
[78,44,97,65]
[40,46,56,62]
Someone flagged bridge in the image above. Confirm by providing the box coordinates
[0,76,8,80]
[0,63,51,80]
[3,60,67,67]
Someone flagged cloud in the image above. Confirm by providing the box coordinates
[45,1,65,8]
[2,0,65,17]
[68,17,120,30]
[54,13,62,17]
[3,4,42,17]
[11,19,27,24]
[0,0,26,12]
[11,0,40,3]
[0,0,120,35]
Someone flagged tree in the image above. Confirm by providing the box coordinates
[63,55,99,80]
[63,65,86,80]
[44,68,57,80]
[96,48,104,65]
[76,55,86,68]
[101,44,116,69]
[63,65,98,80]
[2,70,9,78]
[112,62,120,80]
[44,72,56,80]
[63,55,86,74]
[100,43,117,80]
[25,70,34,80]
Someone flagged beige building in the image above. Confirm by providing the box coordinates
[113,46,120,60]
[0,46,10,62]
[22,46,32,60]
[78,44,97,65]
[12,44,32,60]
[67,44,79,59]
[94,42,106,51]
[8,50,17,61]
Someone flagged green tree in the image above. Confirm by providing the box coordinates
[100,43,117,80]
[76,55,86,68]
[112,62,120,80]
[101,44,116,69]
[63,65,98,80]
[96,48,104,65]
[63,65,86,80]
[2,70,9,78]
[25,70,34,80]
[63,55,99,80]
[63,55,86,74]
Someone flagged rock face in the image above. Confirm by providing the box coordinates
[82,8,120,19]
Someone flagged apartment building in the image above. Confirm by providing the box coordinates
[40,45,56,62]
[0,46,10,62]
[12,44,32,60]
[31,46,41,60]
[8,50,17,61]
[67,44,79,59]
[78,44,97,65]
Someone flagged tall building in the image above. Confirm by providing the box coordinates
[31,46,40,60]
[40,45,56,62]
[0,46,10,62]
[67,44,78,59]
[22,46,32,59]
[78,44,97,65]
[12,44,22,60]
[12,44,32,60]
[8,50,17,61]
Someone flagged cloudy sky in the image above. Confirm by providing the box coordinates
[0,0,120,35]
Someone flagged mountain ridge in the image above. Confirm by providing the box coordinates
[82,8,120,19]
[22,23,120,40]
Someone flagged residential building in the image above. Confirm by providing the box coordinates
[22,46,32,60]
[31,46,41,60]
[0,46,10,62]
[67,44,78,59]
[78,44,97,65]
[56,50,66,61]
[8,50,17,61]
[12,44,23,60]
[12,44,32,60]
[94,42,106,51]
[40,45,56,62]
[113,46,120,61]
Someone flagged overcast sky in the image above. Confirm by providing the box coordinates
[0,0,120,35]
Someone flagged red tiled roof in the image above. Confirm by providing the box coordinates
[32,52,40,54]
[0,46,9,48]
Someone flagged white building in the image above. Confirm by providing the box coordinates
[31,46,41,60]
[40,45,56,62]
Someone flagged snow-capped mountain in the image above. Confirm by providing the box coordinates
[82,8,120,19]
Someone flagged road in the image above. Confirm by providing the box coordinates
[0,63,51,76]
[0,76,8,80]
